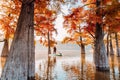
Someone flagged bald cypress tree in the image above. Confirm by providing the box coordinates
[1,0,35,80]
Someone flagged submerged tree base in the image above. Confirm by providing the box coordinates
[96,67,110,71]
[28,77,35,80]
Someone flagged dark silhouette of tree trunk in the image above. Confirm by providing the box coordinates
[94,0,109,71]
[1,39,9,57]
[79,26,85,54]
[48,31,51,54]
[1,0,35,80]
[80,37,85,54]
[109,34,114,55]
[115,32,120,56]
[106,33,109,56]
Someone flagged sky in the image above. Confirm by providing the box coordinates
[53,1,82,41]
[53,14,68,41]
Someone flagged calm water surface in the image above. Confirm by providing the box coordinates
[0,44,120,80]
[35,50,120,80]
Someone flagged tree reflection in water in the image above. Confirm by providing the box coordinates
[35,56,56,80]
[62,54,95,80]
[109,55,120,80]
[1,53,120,80]
[25,54,120,80]
[117,57,120,80]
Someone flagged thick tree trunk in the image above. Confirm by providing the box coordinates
[115,33,120,56]
[94,24,109,71]
[94,0,109,71]
[109,34,114,55]
[1,39,9,57]
[1,0,35,80]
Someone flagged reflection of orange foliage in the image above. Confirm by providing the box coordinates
[71,66,80,75]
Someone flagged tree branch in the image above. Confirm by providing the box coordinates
[81,2,96,8]
[86,30,95,39]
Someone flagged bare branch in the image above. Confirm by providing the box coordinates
[81,2,96,8]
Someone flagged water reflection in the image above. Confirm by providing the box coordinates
[117,57,120,80]
[1,52,120,80]
[35,56,56,80]
[109,55,120,80]
[59,54,95,80]
[35,53,120,80]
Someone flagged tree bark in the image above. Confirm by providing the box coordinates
[94,25,109,71]
[48,31,51,54]
[79,26,85,54]
[115,32,120,56]
[1,0,35,80]
[1,39,9,57]
[109,34,114,55]
[94,0,109,71]
[80,37,85,54]
[106,33,109,56]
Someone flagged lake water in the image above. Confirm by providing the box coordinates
[0,42,120,80]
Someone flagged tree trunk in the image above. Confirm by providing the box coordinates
[1,39,9,57]
[1,0,35,80]
[115,33,120,56]
[79,26,85,54]
[80,36,85,54]
[81,41,85,54]
[106,33,109,56]
[48,31,51,54]
[109,34,114,55]
[94,24,109,71]
[94,0,109,71]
